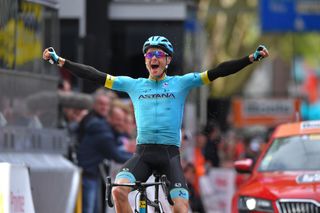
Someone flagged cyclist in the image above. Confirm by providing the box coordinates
[43,36,269,213]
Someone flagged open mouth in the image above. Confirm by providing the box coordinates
[151,64,159,69]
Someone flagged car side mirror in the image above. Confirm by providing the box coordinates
[234,158,253,174]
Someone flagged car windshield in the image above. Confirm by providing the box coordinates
[259,134,320,172]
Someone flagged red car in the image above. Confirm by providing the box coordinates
[232,120,320,213]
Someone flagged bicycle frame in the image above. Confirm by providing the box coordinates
[136,175,164,213]
[138,189,148,213]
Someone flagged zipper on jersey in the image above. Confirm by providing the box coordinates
[154,80,159,143]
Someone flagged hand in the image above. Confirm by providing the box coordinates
[251,45,269,61]
[42,47,59,64]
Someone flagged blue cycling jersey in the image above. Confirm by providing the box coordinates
[105,72,210,147]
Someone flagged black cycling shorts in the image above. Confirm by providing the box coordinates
[115,144,189,200]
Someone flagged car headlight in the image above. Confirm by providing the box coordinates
[238,196,274,212]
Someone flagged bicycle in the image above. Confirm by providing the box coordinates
[105,173,174,213]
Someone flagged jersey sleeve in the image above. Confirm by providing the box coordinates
[180,71,211,89]
[104,75,135,92]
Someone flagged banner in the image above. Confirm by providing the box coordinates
[0,163,35,213]
[260,0,320,32]
[232,98,300,128]
[199,169,236,213]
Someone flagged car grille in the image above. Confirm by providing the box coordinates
[277,199,320,213]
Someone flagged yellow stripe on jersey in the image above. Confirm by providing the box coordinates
[105,74,116,89]
[200,71,210,85]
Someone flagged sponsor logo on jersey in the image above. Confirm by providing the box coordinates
[162,82,169,88]
[138,93,175,99]
[179,190,187,197]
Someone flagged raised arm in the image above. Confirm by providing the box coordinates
[207,45,269,81]
[42,47,106,85]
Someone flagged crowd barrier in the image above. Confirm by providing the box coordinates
[0,153,80,213]
[0,163,35,213]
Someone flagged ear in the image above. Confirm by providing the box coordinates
[166,56,172,65]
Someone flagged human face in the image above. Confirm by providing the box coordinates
[93,95,111,117]
[195,133,207,148]
[144,48,171,80]
[109,107,126,133]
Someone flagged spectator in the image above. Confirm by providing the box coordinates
[233,131,246,160]
[112,99,136,138]
[184,163,205,213]
[219,129,245,168]
[246,134,264,162]
[180,127,194,167]
[124,112,136,139]
[63,107,88,163]
[94,87,119,104]
[108,103,136,153]
[57,79,72,129]
[57,78,72,93]
[193,130,207,196]
[63,108,88,133]
[204,122,221,168]
[57,89,93,162]
[76,89,132,213]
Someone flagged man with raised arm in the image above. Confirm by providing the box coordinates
[43,36,269,213]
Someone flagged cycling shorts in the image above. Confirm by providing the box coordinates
[116,144,189,200]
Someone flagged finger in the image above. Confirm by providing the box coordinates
[261,51,269,58]
[43,48,48,57]
[42,51,46,60]
[43,49,50,60]
[42,51,47,59]
[262,47,268,53]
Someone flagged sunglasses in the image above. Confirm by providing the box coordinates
[144,51,168,59]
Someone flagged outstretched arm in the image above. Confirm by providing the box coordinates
[42,47,106,85]
[206,45,269,81]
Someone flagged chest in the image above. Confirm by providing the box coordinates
[131,80,186,108]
